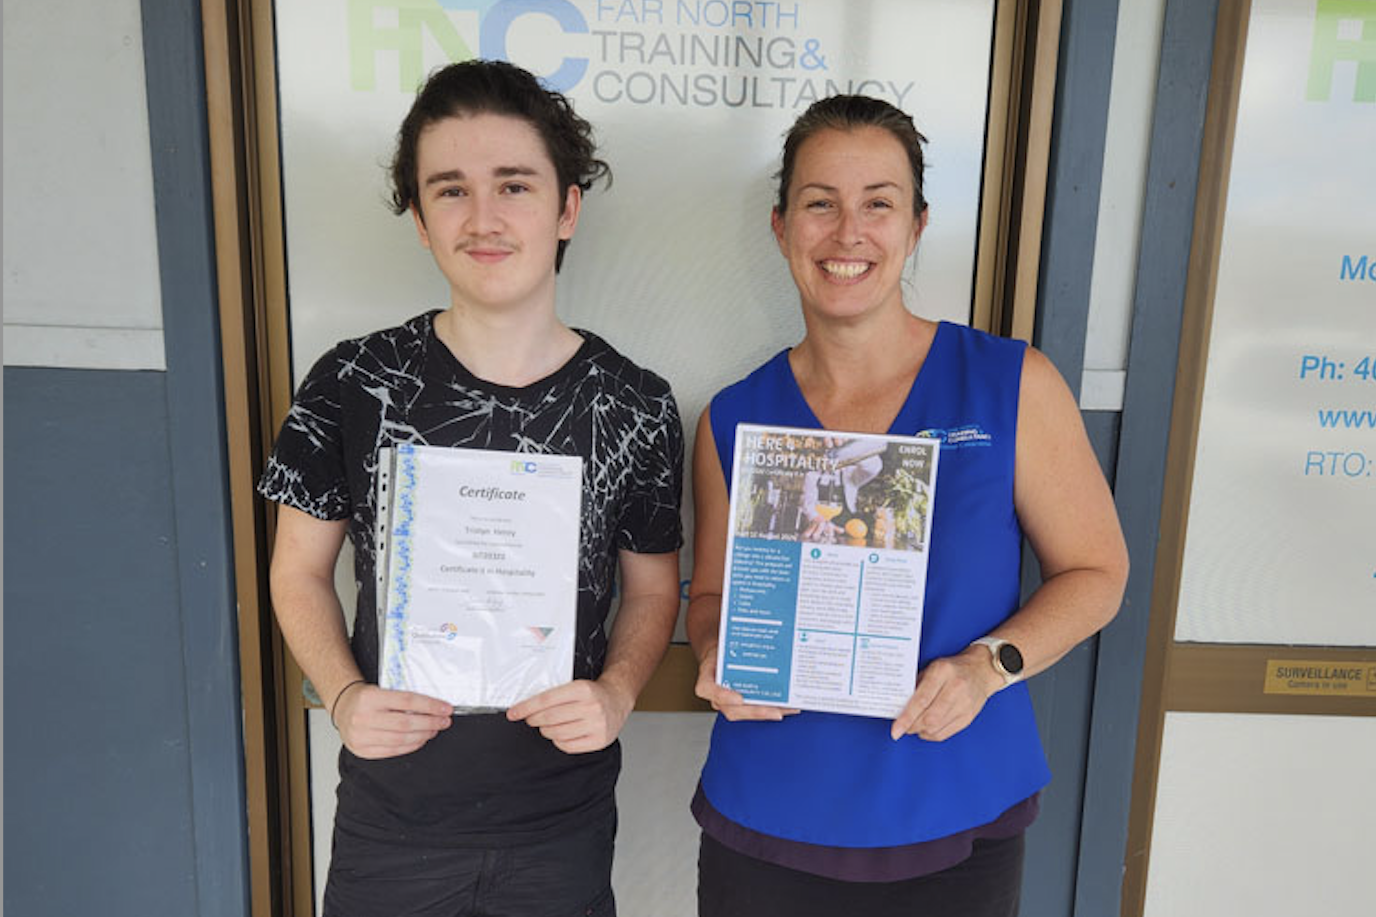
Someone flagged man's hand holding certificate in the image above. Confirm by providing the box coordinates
[506,678,635,754]
[716,425,940,718]
[330,682,454,760]
[376,444,582,711]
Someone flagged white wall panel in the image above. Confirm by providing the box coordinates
[1082,0,1166,400]
[2,0,165,370]
[612,712,715,914]
[1084,0,1165,375]
[1145,712,1376,917]
[2,324,166,371]
[307,708,337,917]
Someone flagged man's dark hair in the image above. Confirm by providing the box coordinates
[389,59,611,270]
[776,95,928,218]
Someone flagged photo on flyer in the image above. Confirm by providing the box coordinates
[717,424,941,717]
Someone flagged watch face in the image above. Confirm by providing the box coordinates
[997,642,1024,676]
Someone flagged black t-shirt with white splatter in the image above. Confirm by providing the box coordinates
[259,310,683,846]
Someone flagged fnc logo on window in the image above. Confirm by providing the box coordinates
[349,0,589,93]
[1308,0,1376,102]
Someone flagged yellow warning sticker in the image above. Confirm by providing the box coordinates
[1264,660,1376,697]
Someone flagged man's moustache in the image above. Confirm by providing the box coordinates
[458,239,518,253]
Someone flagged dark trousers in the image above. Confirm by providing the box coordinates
[698,830,1024,917]
[323,809,616,917]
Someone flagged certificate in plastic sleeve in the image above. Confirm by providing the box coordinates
[375,444,582,711]
[716,424,940,718]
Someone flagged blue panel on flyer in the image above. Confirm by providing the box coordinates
[721,537,800,702]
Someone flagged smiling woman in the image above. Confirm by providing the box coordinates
[769,124,926,330]
[685,95,1129,917]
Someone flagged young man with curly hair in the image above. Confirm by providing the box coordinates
[260,60,683,917]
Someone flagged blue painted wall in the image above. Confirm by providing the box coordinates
[3,1,250,915]
[1024,412,1122,914]
[1019,0,1130,912]
[4,369,201,915]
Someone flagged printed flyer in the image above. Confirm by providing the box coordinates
[375,444,582,710]
[716,424,940,717]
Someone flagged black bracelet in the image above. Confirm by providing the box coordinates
[330,678,366,726]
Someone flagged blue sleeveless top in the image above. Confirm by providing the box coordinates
[700,322,1050,848]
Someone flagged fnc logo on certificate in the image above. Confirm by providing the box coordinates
[508,457,577,478]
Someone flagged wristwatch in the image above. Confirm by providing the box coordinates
[971,637,1025,686]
